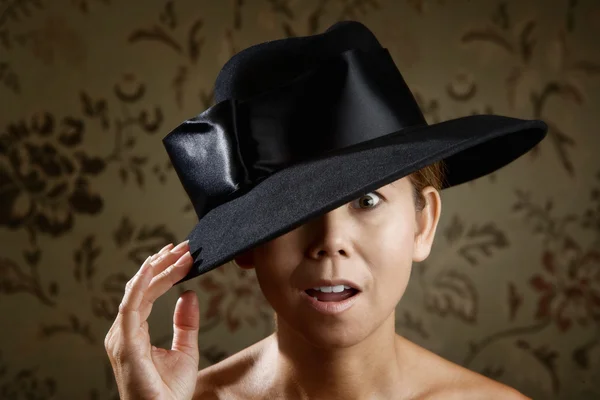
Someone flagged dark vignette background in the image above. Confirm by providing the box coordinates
[1,0,599,398]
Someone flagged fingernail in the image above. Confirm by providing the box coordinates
[174,251,191,267]
[170,240,189,254]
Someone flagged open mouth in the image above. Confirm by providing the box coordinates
[304,287,360,302]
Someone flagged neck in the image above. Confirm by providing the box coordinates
[271,312,403,400]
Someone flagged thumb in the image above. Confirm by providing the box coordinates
[171,290,200,362]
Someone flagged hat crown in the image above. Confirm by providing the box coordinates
[214,21,383,103]
[161,22,547,281]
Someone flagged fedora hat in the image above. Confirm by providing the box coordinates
[162,20,547,284]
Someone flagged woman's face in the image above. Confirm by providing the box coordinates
[234,176,441,348]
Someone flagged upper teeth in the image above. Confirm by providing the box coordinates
[312,285,352,293]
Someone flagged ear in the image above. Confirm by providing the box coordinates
[413,186,442,262]
[233,248,255,270]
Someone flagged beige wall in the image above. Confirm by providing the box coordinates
[1,0,599,398]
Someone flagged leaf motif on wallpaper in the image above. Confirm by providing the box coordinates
[0,61,20,93]
[445,72,477,102]
[569,60,600,77]
[173,65,188,109]
[129,4,204,108]
[265,0,378,38]
[188,19,204,64]
[515,340,560,393]
[128,6,204,63]
[151,159,173,185]
[572,334,600,369]
[80,91,109,130]
[129,25,182,53]
[137,108,163,133]
[114,77,146,103]
[406,0,445,14]
[200,345,229,366]
[461,1,536,63]
[232,0,244,30]
[528,29,600,175]
[512,189,578,239]
[528,244,600,334]
[266,0,295,21]
[198,264,272,333]
[507,282,523,321]
[74,234,101,289]
[530,81,581,175]
[199,86,216,110]
[0,0,44,50]
[395,309,429,339]
[463,318,551,371]
[0,113,104,239]
[91,272,128,320]
[0,351,57,400]
[39,313,96,344]
[443,214,509,266]
[12,15,87,67]
[423,269,478,323]
[159,0,176,30]
[112,216,177,265]
[460,2,538,112]
[119,156,148,187]
[480,365,504,380]
[582,170,600,234]
[338,0,380,20]
[0,256,57,306]
[79,76,166,188]
[566,0,579,32]
[71,0,110,14]
[515,187,600,367]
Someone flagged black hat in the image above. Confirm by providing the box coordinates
[162,20,547,284]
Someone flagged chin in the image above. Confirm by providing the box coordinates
[281,308,376,349]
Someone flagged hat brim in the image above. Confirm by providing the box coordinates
[176,114,547,284]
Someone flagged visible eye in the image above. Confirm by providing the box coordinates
[350,191,383,210]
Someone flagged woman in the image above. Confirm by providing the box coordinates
[104,20,546,399]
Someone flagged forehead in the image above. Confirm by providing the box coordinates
[384,176,411,192]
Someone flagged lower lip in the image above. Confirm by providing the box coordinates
[300,290,360,315]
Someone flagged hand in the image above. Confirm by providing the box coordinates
[104,240,200,400]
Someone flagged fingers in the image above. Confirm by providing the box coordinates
[154,243,175,259]
[105,241,185,363]
[111,241,177,343]
[138,241,193,322]
[118,255,155,341]
[171,290,200,362]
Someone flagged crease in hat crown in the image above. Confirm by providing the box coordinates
[162,20,430,221]
[213,20,384,103]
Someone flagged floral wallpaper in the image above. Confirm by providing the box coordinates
[1,0,599,399]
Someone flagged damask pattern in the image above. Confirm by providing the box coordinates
[1,0,599,398]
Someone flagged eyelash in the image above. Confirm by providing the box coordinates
[350,191,384,211]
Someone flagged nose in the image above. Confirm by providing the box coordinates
[306,206,352,261]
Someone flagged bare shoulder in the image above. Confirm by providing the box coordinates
[193,336,276,400]
[422,378,530,400]
[398,337,530,400]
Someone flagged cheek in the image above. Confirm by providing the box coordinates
[368,219,415,302]
[252,247,297,310]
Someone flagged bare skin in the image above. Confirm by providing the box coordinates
[105,177,531,400]
[193,333,529,400]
